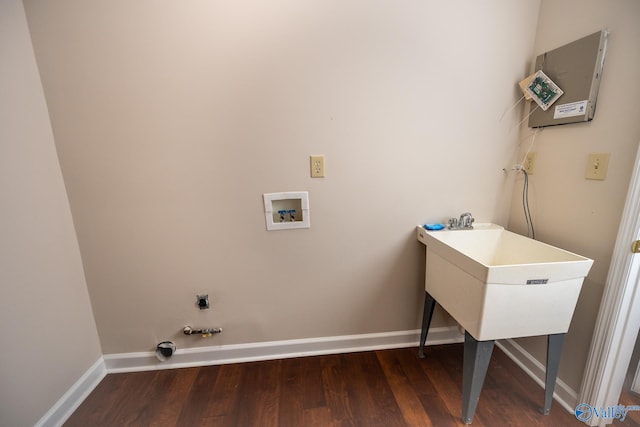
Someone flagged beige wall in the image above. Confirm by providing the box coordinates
[0,1,103,426]
[23,0,540,355]
[508,1,640,393]
[9,0,639,417]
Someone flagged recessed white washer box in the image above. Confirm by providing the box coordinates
[263,192,310,231]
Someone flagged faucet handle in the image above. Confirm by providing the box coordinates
[461,213,474,228]
[448,217,459,229]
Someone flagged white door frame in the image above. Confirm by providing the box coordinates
[578,141,640,426]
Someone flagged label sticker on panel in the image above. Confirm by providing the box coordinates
[554,100,588,119]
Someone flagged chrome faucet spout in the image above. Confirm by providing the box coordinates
[449,212,474,229]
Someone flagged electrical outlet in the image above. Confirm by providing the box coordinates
[310,155,325,178]
[523,152,537,174]
[585,152,609,180]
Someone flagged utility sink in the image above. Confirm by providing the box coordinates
[416,224,593,341]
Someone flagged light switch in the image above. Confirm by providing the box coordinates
[585,153,609,180]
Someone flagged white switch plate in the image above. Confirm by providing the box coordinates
[585,152,609,180]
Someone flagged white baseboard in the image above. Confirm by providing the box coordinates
[35,330,576,426]
[496,338,578,414]
[104,326,464,373]
[34,357,106,427]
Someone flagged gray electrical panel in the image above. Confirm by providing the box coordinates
[528,30,608,128]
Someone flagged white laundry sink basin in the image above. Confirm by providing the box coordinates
[416,224,593,341]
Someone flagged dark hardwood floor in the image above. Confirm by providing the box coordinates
[65,344,582,426]
[613,389,640,426]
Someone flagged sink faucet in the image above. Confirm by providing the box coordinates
[448,212,474,230]
[459,212,474,228]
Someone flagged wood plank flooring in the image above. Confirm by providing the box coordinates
[613,388,640,426]
[65,344,581,426]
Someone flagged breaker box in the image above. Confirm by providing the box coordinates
[528,30,608,128]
